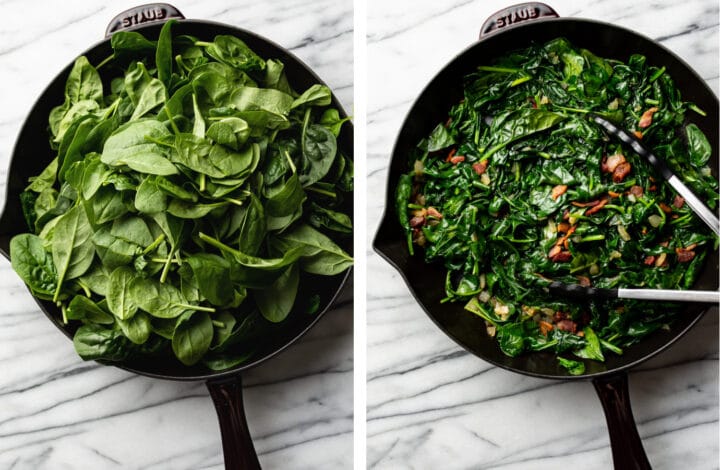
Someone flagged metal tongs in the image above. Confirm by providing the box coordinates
[550,115,719,304]
[591,114,719,235]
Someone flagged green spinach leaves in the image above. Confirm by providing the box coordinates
[10,22,352,369]
[399,37,716,374]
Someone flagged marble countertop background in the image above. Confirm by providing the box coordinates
[0,1,352,469]
[367,0,718,469]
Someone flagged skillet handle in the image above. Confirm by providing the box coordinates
[480,2,559,38]
[592,373,652,470]
[207,375,262,470]
[105,3,185,37]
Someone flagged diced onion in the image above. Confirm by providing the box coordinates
[648,215,663,228]
[618,225,631,241]
[547,219,557,234]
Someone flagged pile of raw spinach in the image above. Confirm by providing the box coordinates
[10,21,353,369]
[398,38,717,374]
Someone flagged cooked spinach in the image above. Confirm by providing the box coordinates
[398,38,717,373]
[10,20,352,368]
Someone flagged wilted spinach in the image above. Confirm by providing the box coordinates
[11,20,352,369]
[398,38,717,374]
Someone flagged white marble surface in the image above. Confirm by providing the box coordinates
[367,1,719,469]
[0,1,352,469]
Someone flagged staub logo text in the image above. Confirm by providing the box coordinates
[121,7,168,28]
[495,6,540,28]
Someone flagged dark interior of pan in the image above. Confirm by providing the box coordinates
[0,20,353,380]
[374,17,719,379]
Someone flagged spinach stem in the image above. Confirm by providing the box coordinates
[164,105,181,135]
[61,304,68,325]
[306,186,336,198]
[554,105,589,114]
[212,320,226,328]
[284,149,297,174]
[199,232,239,256]
[688,103,707,116]
[151,258,180,264]
[199,174,206,192]
[648,66,666,83]
[79,282,92,298]
[160,247,175,283]
[603,204,626,214]
[225,197,244,207]
[578,234,606,242]
[142,234,166,255]
[95,54,114,70]
[510,75,532,87]
[477,65,521,73]
[176,303,216,313]
[194,40,213,47]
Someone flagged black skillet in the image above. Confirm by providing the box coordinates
[0,4,353,469]
[373,3,718,468]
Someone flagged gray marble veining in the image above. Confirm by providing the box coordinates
[367,0,718,468]
[0,1,352,469]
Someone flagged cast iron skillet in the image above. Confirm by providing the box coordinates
[373,3,718,469]
[0,4,353,469]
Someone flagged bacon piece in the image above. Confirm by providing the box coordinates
[586,199,608,215]
[639,107,659,128]
[409,216,425,228]
[548,245,562,259]
[577,276,591,287]
[602,154,626,173]
[445,148,456,162]
[629,185,644,198]
[612,162,632,183]
[557,222,570,233]
[562,209,570,221]
[644,255,656,266]
[550,250,572,263]
[539,320,553,336]
[572,200,601,208]
[551,184,568,200]
[673,195,685,208]
[608,190,621,198]
[426,207,443,219]
[659,202,673,214]
[675,247,696,263]
[556,319,578,333]
[633,130,643,139]
[555,225,577,247]
[412,208,427,218]
[449,155,465,165]
[472,160,489,175]
[553,311,569,322]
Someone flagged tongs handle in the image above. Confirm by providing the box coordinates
[549,282,719,303]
